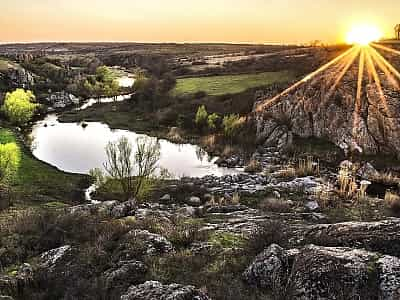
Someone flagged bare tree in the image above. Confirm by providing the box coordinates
[103,136,160,200]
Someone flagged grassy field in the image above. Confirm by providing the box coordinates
[0,59,9,72]
[172,71,295,96]
[0,128,89,204]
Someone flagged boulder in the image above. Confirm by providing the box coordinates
[304,200,319,212]
[187,196,201,207]
[160,194,171,202]
[244,244,400,299]
[39,245,72,271]
[120,281,211,300]
[125,230,174,255]
[103,260,147,291]
[357,162,380,180]
[302,219,400,256]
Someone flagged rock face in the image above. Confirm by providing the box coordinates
[302,219,400,256]
[121,281,210,300]
[253,49,400,158]
[244,244,400,300]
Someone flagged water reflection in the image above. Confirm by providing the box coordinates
[79,94,133,110]
[30,115,239,178]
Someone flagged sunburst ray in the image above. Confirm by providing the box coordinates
[255,46,356,111]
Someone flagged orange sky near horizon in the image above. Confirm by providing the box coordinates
[0,0,399,44]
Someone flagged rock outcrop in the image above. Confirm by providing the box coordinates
[121,281,210,300]
[301,219,400,256]
[254,48,400,158]
[244,244,400,300]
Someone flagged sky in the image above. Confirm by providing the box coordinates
[0,0,399,44]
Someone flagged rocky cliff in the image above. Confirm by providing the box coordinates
[254,46,400,159]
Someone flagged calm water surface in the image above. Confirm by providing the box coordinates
[30,114,239,178]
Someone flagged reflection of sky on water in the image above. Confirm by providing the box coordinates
[30,114,239,178]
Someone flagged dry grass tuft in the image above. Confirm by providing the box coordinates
[385,190,400,211]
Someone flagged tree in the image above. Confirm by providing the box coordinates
[0,142,20,209]
[96,66,115,84]
[223,114,243,142]
[2,89,38,126]
[195,105,208,131]
[103,136,161,200]
[207,113,220,131]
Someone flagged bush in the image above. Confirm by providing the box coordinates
[207,113,220,131]
[222,114,243,142]
[244,159,262,173]
[195,105,208,131]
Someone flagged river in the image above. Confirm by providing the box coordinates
[30,95,240,179]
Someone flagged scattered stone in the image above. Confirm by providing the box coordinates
[160,194,171,202]
[103,260,147,290]
[39,245,72,270]
[187,196,201,206]
[357,162,380,180]
[121,281,211,300]
[304,200,319,212]
[126,230,174,255]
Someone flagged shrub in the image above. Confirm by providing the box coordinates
[244,221,288,256]
[222,114,243,142]
[244,159,262,173]
[207,113,220,131]
[259,197,291,213]
[385,190,400,212]
[195,105,208,131]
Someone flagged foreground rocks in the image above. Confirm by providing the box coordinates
[121,281,210,300]
[244,244,400,300]
[300,219,400,256]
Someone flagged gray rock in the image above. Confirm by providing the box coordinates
[121,281,211,300]
[188,196,201,206]
[160,194,171,202]
[110,199,137,218]
[176,206,197,218]
[126,230,174,255]
[103,260,147,290]
[302,219,400,256]
[39,245,72,270]
[304,200,319,212]
[244,244,400,299]
[357,162,380,180]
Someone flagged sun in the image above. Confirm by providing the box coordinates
[346,24,382,46]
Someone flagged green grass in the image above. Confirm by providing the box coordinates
[0,59,9,72]
[0,128,89,203]
[172,71,295,96]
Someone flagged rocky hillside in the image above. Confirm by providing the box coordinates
[253,45,400,159]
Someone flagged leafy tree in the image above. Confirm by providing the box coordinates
[223,114,243,142]
[2,89,38,126]
[95,66,115,84]
[195,105,208,131]
[103,136,160,201]
[0,142,20,209]
[207,113,220,131]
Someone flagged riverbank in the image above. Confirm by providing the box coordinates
[0,127,91,205]
[58,100,256,162]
